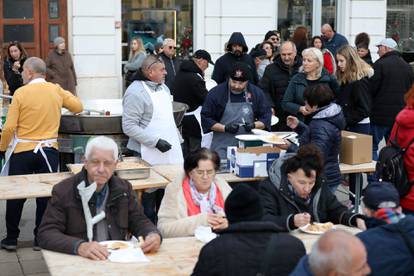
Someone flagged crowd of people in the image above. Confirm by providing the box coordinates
[0,22,413,276]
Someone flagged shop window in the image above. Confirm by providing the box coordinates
[387,0,414,52]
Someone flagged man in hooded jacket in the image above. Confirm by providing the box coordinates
[212,32,258,85]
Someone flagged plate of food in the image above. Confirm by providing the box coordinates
[299,222,335,235]
[259,135,287,145]
[100,240,132,251]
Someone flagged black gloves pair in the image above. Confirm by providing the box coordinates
[224,122,255,134]
[155,139,172,153]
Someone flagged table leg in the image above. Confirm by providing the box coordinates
[354,173,362,213]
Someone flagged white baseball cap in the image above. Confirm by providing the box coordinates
[375,38,397,49]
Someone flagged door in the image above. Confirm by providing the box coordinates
[0,0,67,59]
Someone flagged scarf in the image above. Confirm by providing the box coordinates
[373,208,406,224]
[189,179,220,214]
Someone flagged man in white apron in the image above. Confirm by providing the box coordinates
[170,50,215,157]
[122,55,183,223]
[0,57,83,251]
[201,62,272,160]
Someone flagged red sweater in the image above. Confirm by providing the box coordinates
[389,107,414,211]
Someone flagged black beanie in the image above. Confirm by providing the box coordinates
[225,184,263,224]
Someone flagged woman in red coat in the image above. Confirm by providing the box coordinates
[389,85,414,214]
[312,36,336,75]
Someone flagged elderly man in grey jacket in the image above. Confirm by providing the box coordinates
[122,55,183,222]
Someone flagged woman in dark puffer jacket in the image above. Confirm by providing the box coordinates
[286,84,345,191]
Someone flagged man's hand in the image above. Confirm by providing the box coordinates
[77,241,109,261]
[155,139,172,153]
[293,212,311,228]
[140,233,161,253]
[299,106,311,116]
[243,122,255,132]
[207,213,228,230]
[356,218,367,231]
[224,123,239,134]
[286,115,299,130]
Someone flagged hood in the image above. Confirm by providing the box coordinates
[396,107,414,128]
[226,32,248,52]
[312,103,346,130]
[268,152,296,190]
[179,59,203,75]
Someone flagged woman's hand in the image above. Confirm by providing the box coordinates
[299,106,311,116]
[294,212,311,228]
[207,213,228,230]
[12,61,20,72]
[286,115,299,130]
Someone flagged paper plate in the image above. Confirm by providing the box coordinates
[100,240,133,251]
[251,129,272,136]
[235,134,263,141]
[299,223,335,235]
[271,115,279,126]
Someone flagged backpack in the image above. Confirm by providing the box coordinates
[376,125,414,197]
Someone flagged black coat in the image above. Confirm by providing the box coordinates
[260,155,360,232]
[260,55,302,114]
[192,221,306,276]
[158,52,181,89]
[370,51,414,127]
[171,60,208,138]
[336,76,371,127]
[294,104,346,188]
[212,32,258,85]
[4,57,26,95]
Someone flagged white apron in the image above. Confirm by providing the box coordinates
[184,106,213,148]
[140,82,183,165]
[1,135,57,176]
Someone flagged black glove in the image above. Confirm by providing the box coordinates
[224,123,239,134]
[0,151,5,160]
[243,122,255,132]
[155,139,172,153]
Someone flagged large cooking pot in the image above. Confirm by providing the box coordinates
[59,99,189,134]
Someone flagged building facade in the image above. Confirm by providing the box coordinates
[2,0,407,99]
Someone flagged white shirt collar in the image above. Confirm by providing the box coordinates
[28,78,46,84]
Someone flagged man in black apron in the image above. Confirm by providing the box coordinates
[201,62,272,160]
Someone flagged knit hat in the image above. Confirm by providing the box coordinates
[229,62,250,82]
[53,36,65,47]
[225,184,263,224]
[193,49,215,65]
[363,181,400,210]
[250,48,267,59]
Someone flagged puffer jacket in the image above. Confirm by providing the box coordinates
[294,103,346,189]
[389,107,414,211]
[357,215,414,276]
[192,221,306,276]
[212,32,258,85]
[259,153,360,232]
[281,69,339,121]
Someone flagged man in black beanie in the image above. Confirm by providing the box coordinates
[192,184,306,276]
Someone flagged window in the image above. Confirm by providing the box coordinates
[387,0,414,51]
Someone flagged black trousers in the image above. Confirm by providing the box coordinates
[5,147,58,240]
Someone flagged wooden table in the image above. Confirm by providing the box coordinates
[42,225,359,276]
[0,169,169,200]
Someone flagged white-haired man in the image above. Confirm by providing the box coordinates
[158,38,181,88]
[290,230,371,276]
[38,136,161,260]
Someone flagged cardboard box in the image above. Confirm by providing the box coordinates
[228,146,280,177]
[340,131,372,164]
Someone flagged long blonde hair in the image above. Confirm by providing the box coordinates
[129,37,145,60]
[301,47,324,78]
[336,45,372,84]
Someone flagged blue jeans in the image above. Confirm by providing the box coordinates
[370,123,392,161]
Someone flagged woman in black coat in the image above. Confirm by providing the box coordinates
[286,84,345,191]
[3,41,27,96]
[336,45,373,135]
[260,144,364,232]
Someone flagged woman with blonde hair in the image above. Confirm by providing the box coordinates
[124,37,147,88]
[336,45,373,135]
[282,47,339,122]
